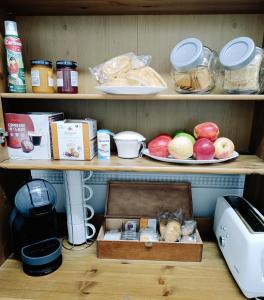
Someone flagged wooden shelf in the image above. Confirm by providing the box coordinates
[1,93,264,101]
[0,155,263,174]
[1,0,263,15]
[0,242,244,299]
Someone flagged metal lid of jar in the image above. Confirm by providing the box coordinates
[170,38,204,71]
[56,60,77,69]
[219,37,256,70]
[31,60,52,67]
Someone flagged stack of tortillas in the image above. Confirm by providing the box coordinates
[91,53,167,88]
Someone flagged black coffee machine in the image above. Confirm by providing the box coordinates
[10,179,62,276]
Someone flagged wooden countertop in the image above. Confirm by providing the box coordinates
[0,242,245,299]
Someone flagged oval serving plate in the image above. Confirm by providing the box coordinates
[96,86,167,95]
[142,149,239,164]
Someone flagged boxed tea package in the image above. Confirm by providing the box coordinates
[4,112,64,159]
[51,118,97,160]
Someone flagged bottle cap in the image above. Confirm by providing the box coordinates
[219,37,256,70]
[170,38,204,71]
[56,61,77,69]
[31,60,52,67]
[98,129,112,134]
[4,20,18,36]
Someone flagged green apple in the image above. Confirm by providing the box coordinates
[174,132,196,145]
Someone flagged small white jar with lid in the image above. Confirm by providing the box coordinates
[170,38,219,94]
[113,131,145,159]
[219,37,264,94]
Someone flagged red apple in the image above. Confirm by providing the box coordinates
[148,135,172,157]
[194,122,219,141]
[156,133,172,139]
[193,138,215,160]
[214,137,234,159]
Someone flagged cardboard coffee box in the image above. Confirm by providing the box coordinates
[51,118,97,160]
[97,182,203,261]
[4,112,64,159]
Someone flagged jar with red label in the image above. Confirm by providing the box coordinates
[56,60,78,93]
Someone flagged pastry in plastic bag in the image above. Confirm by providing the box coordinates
[90,52,167,88]
[181,220,197,236]
[90,52,151,84]
[104,77,133,87]
[180,235,197,243]
[125,66,167,87]
[164,220,181,242]
[159,219,167,240]
[158,210,183,242]
[140,228,159,242]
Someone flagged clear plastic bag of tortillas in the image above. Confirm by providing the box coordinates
[89,52,152,84]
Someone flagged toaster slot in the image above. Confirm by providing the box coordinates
[224,196,264,233]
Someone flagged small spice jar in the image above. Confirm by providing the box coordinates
[31,60,54,93]
[56,60,78,94]
[170,38,219,94]
[219,37,264,94]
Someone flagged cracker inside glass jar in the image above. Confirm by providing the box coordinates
[172,67,214,93]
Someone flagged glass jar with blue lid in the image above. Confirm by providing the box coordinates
[170,38,219,94]
[219,37,264,94]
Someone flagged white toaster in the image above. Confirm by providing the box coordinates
[214,195,264,299]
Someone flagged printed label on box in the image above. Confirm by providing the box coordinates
[4,113,63,159]
[57,123,85,160]
[51,119,97,160]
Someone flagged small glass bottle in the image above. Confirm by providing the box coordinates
[56,60,78,94]
[31,60,54,93]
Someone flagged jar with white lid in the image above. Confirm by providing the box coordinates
[113,131,145,159]
[219,37,264,94]
[170,38,219,94]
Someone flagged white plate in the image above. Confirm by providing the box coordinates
[142,149,239,164]
[96,86,167,95]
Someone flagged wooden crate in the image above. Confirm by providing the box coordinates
[97,181,203,261]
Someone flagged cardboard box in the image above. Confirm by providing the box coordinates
[51,119,97,160]
[97,182,203,261]
[4,112,64,159]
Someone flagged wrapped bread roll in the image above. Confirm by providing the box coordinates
[104,78,133,86]
[181,220,197,236]
[102,55,132,80]
[126,66,167,87]
[164,220,181,242]
[90,52,167,89]
[159,220,167,240]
